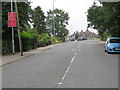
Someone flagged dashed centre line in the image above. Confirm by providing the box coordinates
[71,57,75,63]
[57,50,78,89]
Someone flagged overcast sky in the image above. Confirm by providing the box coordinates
[29,0,99,34]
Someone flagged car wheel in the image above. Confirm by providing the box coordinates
[104,46,107,52]
[105,50,107,52]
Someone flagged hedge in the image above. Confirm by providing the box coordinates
[2,40,12,55]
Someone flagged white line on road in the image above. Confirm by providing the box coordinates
[57,52,77,88]
[57,66,70,88]
[62,66,70,80]
[75,52,77,56]
[72,49,75,51]
[71,57,75,63]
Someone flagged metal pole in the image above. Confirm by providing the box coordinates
[15,0,23,56]
[11,0,15,55]
[52,0,55,36]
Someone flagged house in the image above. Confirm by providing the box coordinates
[78,29,97,39]
[69,29,97,40]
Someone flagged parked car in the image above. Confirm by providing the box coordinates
[82,37,87,40]
[69,38,75,41]
[105,37,120,53]
[77,37,82,41]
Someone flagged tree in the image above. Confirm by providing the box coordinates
[75,31,79,40]
[2,2,34,54]
[46,9,70,41]
[32,6,46,34]
[2,2,32,40]
[87,3,105,40]
[87,2,120,40]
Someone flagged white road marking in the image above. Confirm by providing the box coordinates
[75,52,77,56]
[62,66,70,80]
[57,83,62,89]
[71,57,75,63]
[57,82,63,88]
[72,49,75,51]
[58,82,63,85]
[57,52,77,88]
[57,66,70,88]
[72,49,81,52]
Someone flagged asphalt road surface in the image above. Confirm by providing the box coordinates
[2,40,119,88]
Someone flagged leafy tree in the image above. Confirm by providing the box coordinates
[38,33,51,47]
[87,2,120,40]
[75,31,79,40]
[32,6,46,34]
[2,2,32,40]
[46,9,69,41]
[2,2,34,54]
[87,3,105,40]
[102,2,120,37]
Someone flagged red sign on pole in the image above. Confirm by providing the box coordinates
[8,12,16,20]
[8,12,16,27]
[8,19,16,27]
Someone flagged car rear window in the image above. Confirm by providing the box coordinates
[110,39,120,43]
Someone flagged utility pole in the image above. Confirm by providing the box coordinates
[52,0,55,36]
[11,0,15,55]
[15,0,23,56]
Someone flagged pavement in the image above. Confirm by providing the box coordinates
[0,44,60,66]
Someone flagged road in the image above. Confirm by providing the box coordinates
[2,40,119,88]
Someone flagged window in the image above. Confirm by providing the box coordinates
[110,39,120,43]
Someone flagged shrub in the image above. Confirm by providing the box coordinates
[50,36,56,44]
[103,32,111,41]
[51,36,62,44]
[2,40,12,55]
[21,31,37,51]
[38,33,51,47]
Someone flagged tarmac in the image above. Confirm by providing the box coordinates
[0,40,105,66]
[0,44,61,66]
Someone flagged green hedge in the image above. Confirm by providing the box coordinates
[21,31,38,51]
[0,40,2,54]
[2,40,12,55]
[2,32,62,55]
[38,33,51,47]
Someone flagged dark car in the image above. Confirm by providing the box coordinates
[69,38,75,41]
[82,37,87,40]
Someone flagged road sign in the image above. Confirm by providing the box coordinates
[8,12,16,20]
[8,19,16,27]
[8,12,16,27]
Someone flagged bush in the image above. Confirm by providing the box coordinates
[0,40,2,54]
[50,36,62,44]
[2,40,12,55]
[21,31,38,51]
[102,32,111,41]
[50,36,56,44]
[38,33,51,47]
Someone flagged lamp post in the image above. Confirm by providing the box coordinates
[15,0,23,56]
[52,0,55,36]
[11,0,15,55]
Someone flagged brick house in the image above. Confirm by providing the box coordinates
[78,29,97,39]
